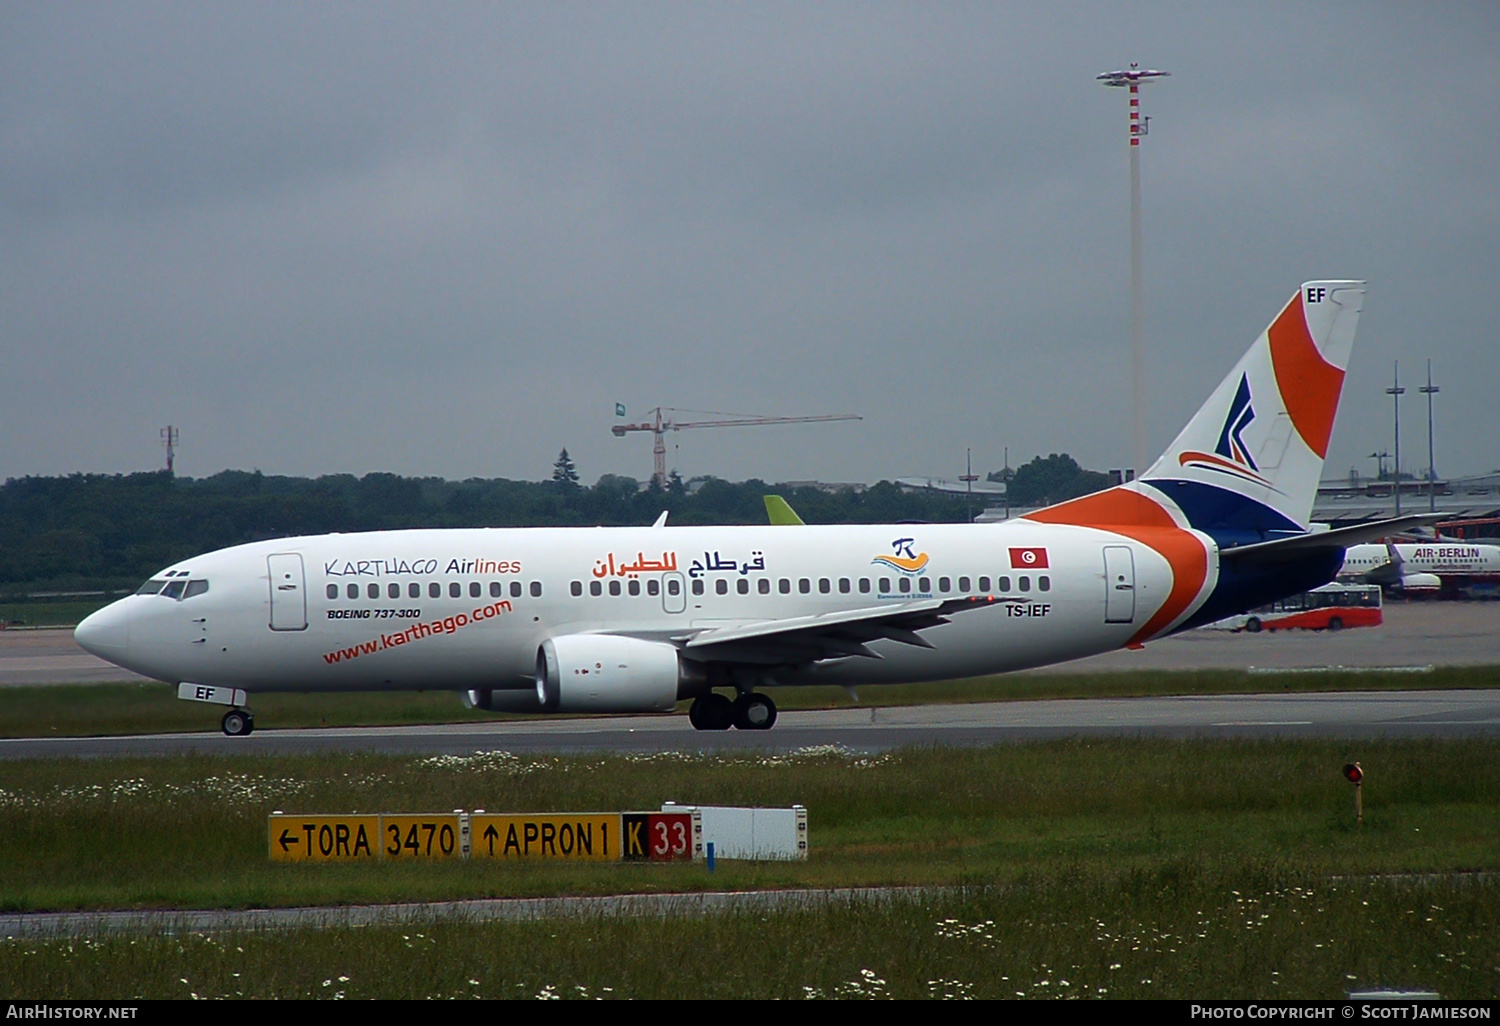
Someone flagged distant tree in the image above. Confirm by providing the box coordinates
[551,449,580,487]
[1006,454,1111,506]
[667,469,685,496]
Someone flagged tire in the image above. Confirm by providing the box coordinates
[1327,617,1344,632]
[732,693,778,731]
[689,694,734,731]
[1244,617,1262,634]
[221,709,253,737]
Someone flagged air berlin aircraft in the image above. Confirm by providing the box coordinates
[77,281,1428,735]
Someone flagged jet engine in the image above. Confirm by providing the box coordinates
[534,634,698,713]
[1398,572,1441,592]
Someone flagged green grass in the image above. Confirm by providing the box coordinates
[0,599,114,627]
[1,740,1495,914]
[5,665,1497,738]
[4,874,1496,999]
[2,739,1498,998]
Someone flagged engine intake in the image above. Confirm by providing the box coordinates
[535,634,696,713]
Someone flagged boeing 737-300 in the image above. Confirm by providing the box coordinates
[76,281,1431,735]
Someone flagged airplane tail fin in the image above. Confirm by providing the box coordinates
[1030,281,1364,541]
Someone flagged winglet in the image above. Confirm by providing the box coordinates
[764,495,806,526]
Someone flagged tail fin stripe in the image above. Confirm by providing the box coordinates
[1268,293,1345,459]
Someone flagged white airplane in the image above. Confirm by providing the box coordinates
[76,281,1431,736]
[1338,540,1500,593]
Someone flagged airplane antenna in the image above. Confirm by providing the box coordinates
[1098,63,1170,480]
[612,407,861,488]
[160,425,179,474]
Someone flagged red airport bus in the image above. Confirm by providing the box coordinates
[1207,582,1383,633]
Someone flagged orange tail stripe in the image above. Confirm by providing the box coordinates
[1268,293,1345,459]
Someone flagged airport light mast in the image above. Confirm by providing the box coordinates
[1386,363,1405,517]
[611,407,861,488]
[1419,360,1440,513]
[1098,64,1170,479]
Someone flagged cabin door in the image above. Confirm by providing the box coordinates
[661,572,687,614]
[1103,545,1136,624]
[267,553,308,631]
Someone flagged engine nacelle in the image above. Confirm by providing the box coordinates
[1399,572,1442,592]
[464,688,544,713]
[535,634,693,713]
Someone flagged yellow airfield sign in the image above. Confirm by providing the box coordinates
[471,814,618,861]
[270,810,700,863]
[269,815,381,862]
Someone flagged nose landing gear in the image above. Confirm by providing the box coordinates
[221,708,255,737]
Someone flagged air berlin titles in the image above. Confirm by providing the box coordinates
[324,557,522,578]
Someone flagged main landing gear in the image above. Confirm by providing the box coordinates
[688,692,777,731]
[221,708,256,737]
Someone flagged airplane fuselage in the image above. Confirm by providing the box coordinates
[80,521,1195,695]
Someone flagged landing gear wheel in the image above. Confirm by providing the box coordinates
[688,694,734,731]
[732,692,778,731]
[1244,617,1262,634]
[221,709,255,737]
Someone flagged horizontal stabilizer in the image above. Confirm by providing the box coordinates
[1219,514,1447,563]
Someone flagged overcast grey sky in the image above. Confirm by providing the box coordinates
[3,2,1496,486]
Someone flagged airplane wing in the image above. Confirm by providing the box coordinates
[1218,514,1445,564]
[674,595,1001,665]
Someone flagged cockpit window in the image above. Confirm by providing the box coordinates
[161,579,188,600]
[136,579,169,596]
[183,580,209,599]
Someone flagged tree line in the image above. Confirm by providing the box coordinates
[0,453,1109,594]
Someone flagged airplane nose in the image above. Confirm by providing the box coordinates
[75,604,130,661]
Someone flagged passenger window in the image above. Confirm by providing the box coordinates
[388,583,400,600]
[469,582,480,599]
[939,577,951,593]
[716,579,728,595]
[629,579,641,596]
[326,584,338,600]
[490,582,502,598]
[859,578,871,594]
[917,577,930,593]
[898,577,911,593]
[609,580,621,596]
[511,581,522,598]
[368,583,380,599]
[449,582,461,599]
[648,579,660,596]
[798,578,811,594]
[959,576,971,592]
[1039,576,1050,592]
[779,578,791,594]
[429,582,441,599]
[839,578,851,594]
[758,578,771,594]
[737,579,749,595]
[692,580,704,596]
[979,576,991,592]
[879,578,891,594]
[1019,576,1031,592]
[530,581,541,598]
[571,581,583,597]
[998,576,1011,592]
[589,581,602,596]
[818,578,831,594]
[348,584,359,600]
[668,579,681,596]
[409,583,421,599]
[184,580,209,600]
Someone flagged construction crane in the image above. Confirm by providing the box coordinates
[612,407,861,488]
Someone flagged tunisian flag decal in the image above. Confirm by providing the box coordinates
[1009,547,1049,569]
